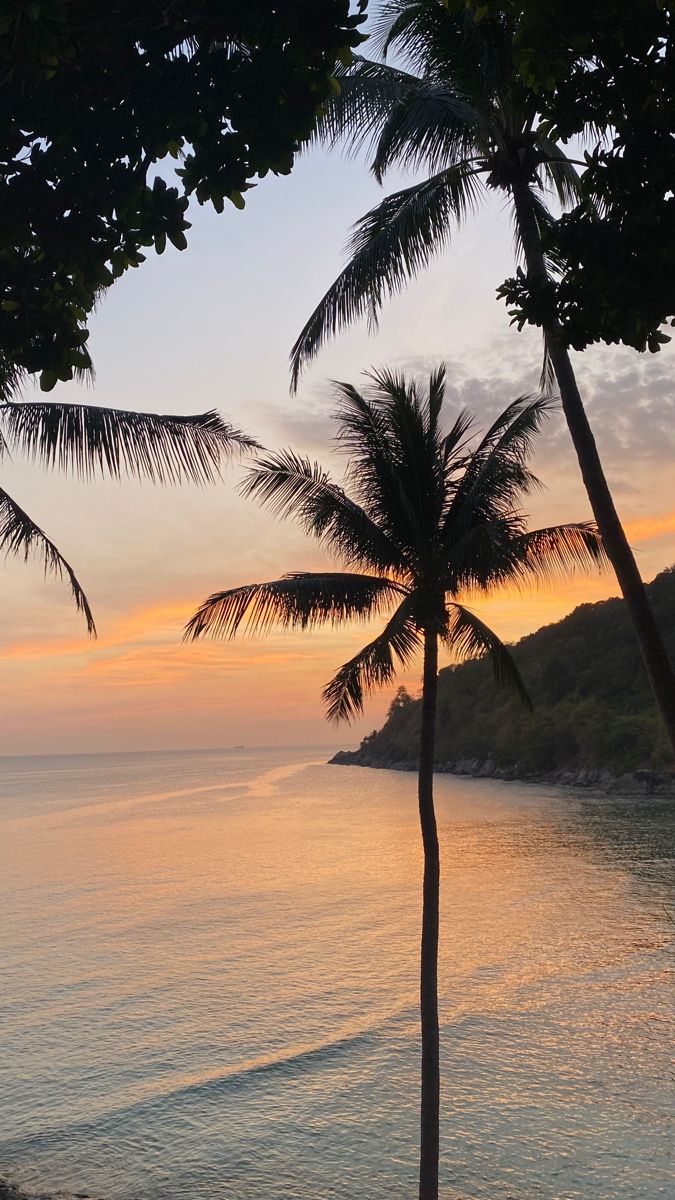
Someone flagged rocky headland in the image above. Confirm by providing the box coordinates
[329,748,675,796]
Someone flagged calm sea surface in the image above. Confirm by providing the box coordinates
[0,747,673,1200]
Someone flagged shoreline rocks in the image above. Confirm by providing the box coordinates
[328,749,675,796]
[0,1181,100,1200]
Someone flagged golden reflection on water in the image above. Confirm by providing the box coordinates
[0,749,673,1200]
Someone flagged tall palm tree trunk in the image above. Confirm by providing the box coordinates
[418,628,440,1200]
[511,182,675,756]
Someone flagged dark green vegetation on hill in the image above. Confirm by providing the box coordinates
[353,568,675,777]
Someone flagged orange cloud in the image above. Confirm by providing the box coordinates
[1,508,672,755]
[0,599,192,661]
[464,575,619,643]
[624,510,675,543]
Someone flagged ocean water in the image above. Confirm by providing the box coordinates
[0,747,673,1200]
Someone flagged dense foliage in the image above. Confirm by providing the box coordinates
[0,0,366,395]
[458,1,675,356]
[356,567,675,775]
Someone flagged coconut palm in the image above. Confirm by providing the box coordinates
[185,366,607,1200]
[0,393,255,631]
[289,0,675,754]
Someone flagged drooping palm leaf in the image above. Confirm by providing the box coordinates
[308,57,421,159]
[290,165,483,390]
[536,136,585,211]
[371,81,488,182]
[512,522,608,585]
[323,596,421,722]
[1,402,257,484]
[445,601,531,710]
[511,187,568,279]
[240,450,405,575]
[184,572,406,642]
[540,339,557,397]
[0,488,95,633]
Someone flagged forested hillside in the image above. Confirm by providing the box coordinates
[343,568,675,778]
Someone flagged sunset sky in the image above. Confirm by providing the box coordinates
[1,148,674,756]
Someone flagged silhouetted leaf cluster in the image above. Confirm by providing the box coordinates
[187,366,606,723]
[0,0,366,395]
[457,1,675,355]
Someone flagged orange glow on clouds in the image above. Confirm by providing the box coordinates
[0,503,673,755]
[0,600,190,662]
[624,510,675,543]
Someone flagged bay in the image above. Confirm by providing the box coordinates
[0,747,672,1200]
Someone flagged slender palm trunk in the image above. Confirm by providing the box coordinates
[418,628,440,1200]
[511,181,675,756]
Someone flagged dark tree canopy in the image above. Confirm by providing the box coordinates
[0,0,366,394]
[455,1,675,356]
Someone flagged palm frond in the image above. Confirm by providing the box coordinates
[241,450,405,574]
[0,362,28,405]
[443,395,552,543]
[511,188,565,277]
[1,402,257,484]
[323,597,421,722]
[374,0,512,111]
[512,522,608,585]
[0,487,95,633]
[333,376,426,553]
[443,515,524,594]
[466,393,551,463]
[536,136,584,210]
[184,572,406,642]
[307,57,422,160]
[427,363,446,432]
[445,601,531,710]
[371,81,487,182]
[363,364,450,536]
[290,166,483,390]
[540,338,556,396]
[475,392,553,469]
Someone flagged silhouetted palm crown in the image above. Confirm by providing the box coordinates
[186,368,605,718]
[291,0,580,388]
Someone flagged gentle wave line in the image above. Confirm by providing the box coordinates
[5,1005,417,1154]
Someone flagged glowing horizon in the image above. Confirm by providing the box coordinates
[1,154,674,755]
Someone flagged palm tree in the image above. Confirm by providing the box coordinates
[185,366,606,1200]
[289,0,675,755]
[0,392,255,631]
